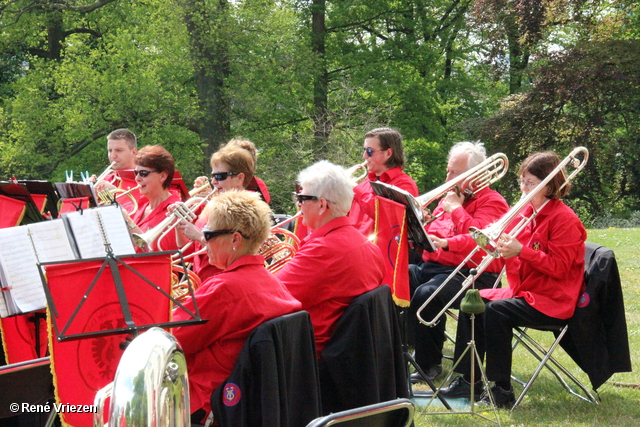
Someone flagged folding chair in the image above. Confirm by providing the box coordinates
[510,324,599,409]
[507,242,631,409]
[305,398,414,427]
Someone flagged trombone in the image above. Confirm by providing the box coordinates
[416,147,589,327]
[416,153,509,211]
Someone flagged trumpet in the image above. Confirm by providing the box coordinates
[347,161,368,184]
[189,179,213,197]
[94,161,118,185]
[416,147,588,328]
[416,153,509,210]
[132,189,216,252]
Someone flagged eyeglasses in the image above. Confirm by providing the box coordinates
[518,179,539,188]
[202,228,248,242]
[292,193,319,204]
[133,169,159,178]
[211,171,240,181]
[363,147,384,157]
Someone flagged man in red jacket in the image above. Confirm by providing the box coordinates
[349,127,419,237]
[277,160,386,355]
[409,141,509,390]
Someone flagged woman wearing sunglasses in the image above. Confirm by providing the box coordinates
[172,190,301,424]
[124,145,181,249]
[348,127,419,237]
[173,145,256,281]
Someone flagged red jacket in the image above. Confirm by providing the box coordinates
[172,255,301,414]
[276,216,385,354]
[480,199,586,319]
[349,166,419,236]
[422,187,509,273]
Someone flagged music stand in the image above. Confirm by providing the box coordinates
[18,180,60,218]
[171,171,190,201]
[370,181,436,252]
[55,181,99,208]
[40,249,205,342]
[0,181,43,225]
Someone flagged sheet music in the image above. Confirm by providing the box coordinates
[28,219,77,262]
[65,205,135,258]
[0,226,47,314]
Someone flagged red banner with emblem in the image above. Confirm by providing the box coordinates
[45,254,173,426]
[373,197,410,307]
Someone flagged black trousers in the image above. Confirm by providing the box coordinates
[453,297,567,382]
[408,261,498,370]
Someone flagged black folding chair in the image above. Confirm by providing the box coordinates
[305,398,414,427]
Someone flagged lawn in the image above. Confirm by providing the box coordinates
[412,228,640,427]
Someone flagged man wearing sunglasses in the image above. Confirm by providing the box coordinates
[276,160,385,356]
[348,127,419,237]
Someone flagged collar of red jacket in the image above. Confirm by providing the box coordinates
[303,216,353,243]
[367,165,404,182]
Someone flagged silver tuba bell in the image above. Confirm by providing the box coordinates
[94,327,190,427]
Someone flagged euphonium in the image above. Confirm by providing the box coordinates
[260,212,302,273]
[416,147,589,328]
[93,327,190,427]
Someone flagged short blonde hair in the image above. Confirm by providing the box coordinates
[207,190,272,253]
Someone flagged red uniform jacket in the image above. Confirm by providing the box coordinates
[349,166,418,236]
[276,216,386,354]
[130,192,181,252]
[172,255,301,414]
[480,199,586,319]
[422,187,509,273]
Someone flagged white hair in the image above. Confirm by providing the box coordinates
[297,160,353,217]
[448,141,487,169]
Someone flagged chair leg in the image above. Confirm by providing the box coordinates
[511,326,599,410]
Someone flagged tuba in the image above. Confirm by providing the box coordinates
[416,147,588,327]
[93,327,190,427]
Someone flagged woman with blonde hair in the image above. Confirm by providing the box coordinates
[172,190,301,424]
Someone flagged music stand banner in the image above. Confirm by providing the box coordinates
[373,196,411,307]
[0,311,47,364]
[0,194,26,228]
[45,254,173,427]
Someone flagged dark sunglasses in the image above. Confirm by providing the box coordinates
[202,228,248,242]
[133,169,159,178]
[363,147,384,157]
[211,171,240,181]
[292,193,319,204]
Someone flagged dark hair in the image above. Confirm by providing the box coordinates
[211,145,255,188]
[365,127,405,169]
[135,145,175,189]
[107,128,137,149]
[518,151,570,199]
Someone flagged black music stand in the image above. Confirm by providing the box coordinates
[54,181,99,209]
[40,247,205,342]
[19,180,60,218]
[370,181,436,252]
[0,181,43,225]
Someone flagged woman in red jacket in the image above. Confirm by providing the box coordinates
[172,190,301,423]
[441,151,587,407]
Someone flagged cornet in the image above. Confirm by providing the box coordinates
[94,161,118,185]
[416,147,588,328]
[347,161,368,184]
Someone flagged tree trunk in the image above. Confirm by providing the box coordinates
[311,0,330,157]
[181,0,231,171]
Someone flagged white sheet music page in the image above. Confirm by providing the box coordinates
[28,219,77,262]
[0,226,47,314]
[66,205,135,258]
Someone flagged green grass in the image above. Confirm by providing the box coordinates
[413,228,640,427]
